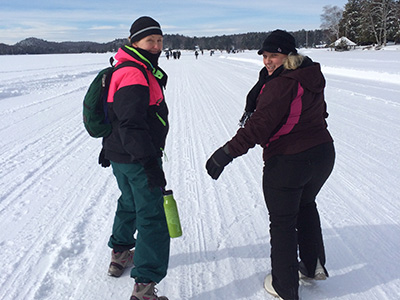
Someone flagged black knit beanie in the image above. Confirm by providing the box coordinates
[129,16,163,42]
[257,29,297,55]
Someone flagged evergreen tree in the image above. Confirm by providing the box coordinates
[395,0,400,42]
[340,0,364,42]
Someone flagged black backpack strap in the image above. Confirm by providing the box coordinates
[113,61,149,85]
[109,56,115,66]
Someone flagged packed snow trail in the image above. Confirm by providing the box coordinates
[0,49,399,299]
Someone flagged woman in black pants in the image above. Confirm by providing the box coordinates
[206,29,335,300]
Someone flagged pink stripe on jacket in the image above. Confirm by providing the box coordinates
[107,50,164,106]
[266,83,304,147]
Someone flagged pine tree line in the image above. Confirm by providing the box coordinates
[0,30,329,55]
[163,30,328,51]
[330,0,400,45]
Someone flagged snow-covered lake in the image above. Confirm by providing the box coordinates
[0,46,399,299]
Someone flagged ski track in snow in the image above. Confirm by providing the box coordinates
[0,49,399,299]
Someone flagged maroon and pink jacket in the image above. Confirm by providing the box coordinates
[227,58,333,161]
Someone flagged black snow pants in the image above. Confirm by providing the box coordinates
[262,142,335,300]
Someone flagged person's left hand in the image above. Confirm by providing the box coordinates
[206,145,233,180]
[98,148,110,168]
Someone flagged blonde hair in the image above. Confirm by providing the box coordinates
[283,53,305,70]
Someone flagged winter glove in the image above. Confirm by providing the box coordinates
[98,148,110,168]
[206,144,233,180]
[140,157,167,189]
[238,111,253,127]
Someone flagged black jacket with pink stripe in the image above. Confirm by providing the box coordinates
[103,46,169,163]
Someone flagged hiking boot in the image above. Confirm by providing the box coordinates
[108,249,134,277]
[263,274,283,299]
[130,282,168,300]
[299,258,328,280]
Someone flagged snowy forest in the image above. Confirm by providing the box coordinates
[326,0,400,45]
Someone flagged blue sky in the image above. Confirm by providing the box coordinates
[0,0,348,45]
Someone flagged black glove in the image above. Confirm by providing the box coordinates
[140,157,167,189]
[238,111,253,127]
[206,144,233,180]
[98,148,110,168]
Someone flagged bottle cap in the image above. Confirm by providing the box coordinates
[163,189,173,195]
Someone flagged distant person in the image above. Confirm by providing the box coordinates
[206,29,335,300]
[195,50,199,59]
[99,16,170,300]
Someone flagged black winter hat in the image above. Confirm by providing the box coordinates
[129,16,163,42]
[257,29,297,55]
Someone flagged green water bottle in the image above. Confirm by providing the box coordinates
[163,190,182,238]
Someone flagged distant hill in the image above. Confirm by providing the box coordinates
[0,30,329,55]
[0,37,127,55]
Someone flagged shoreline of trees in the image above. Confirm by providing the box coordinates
[0,30,330,55]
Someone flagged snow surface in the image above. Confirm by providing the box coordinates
[0,46,400,300]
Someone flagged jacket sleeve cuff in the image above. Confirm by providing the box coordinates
[223,143,232,157]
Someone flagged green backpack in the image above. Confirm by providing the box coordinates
[83,58,148,138]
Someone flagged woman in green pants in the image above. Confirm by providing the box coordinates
[99,16,170,300]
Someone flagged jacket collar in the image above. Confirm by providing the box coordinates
[123,45,164,80]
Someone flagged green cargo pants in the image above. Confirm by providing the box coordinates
[108,160,170,283]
